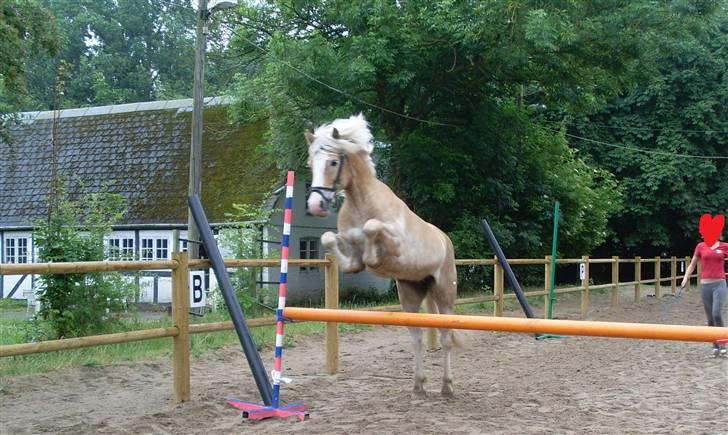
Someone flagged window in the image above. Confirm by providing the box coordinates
[108,238,134,260]
[5,237,30,264]
[156,239,169,260]
[299,238,319,271]
[140,238,169,260]
[17,238,28,263]
[141,238,154,261]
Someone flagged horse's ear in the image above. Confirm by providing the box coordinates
[332,128,340,139]
[304,130,316,144]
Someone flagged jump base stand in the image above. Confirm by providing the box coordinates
[227,399,308,422]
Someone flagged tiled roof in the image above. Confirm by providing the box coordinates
[0,97,279,227]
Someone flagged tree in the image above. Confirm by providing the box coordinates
[564,3,728,256]
[23,0,231,109]
[0,0,57,125]
[227,1,682,263]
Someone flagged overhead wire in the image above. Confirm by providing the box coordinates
[222,24,459,128]
[539,125,728,160]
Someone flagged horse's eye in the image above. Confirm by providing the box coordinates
[330,160,338,167]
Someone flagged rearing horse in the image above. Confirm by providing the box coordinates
[305,114,460,397]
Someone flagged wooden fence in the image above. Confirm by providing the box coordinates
[0,253,707,402]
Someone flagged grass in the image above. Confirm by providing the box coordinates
[0,299,27,310]
[0,303,375,378]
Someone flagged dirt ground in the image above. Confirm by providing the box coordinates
[2,287,727,435]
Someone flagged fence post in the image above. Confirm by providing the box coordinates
[544,256,551,319]
[685,256,692,292]
[634,256,641,303]
[494,257,504,317]
[172,251,190,403]
[611,256,620,306]
[654,256,661,298]
[581,256,589,319]
[670,256,677,294]
[324,254,339,374]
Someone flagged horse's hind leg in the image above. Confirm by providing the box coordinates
[432,268,458,397]
[396,279,428,397]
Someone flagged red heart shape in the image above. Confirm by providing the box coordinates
[699,213,725,246]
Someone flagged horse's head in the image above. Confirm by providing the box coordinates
[305,114,375,217]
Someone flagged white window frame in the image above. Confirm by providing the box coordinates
[107,237,134,261]
[4,237,30,264]
[299,238,319,272]
[141,238,155,261]
[140,237,171,261]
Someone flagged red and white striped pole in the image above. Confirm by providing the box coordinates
[272,171,294,408]
[227,171,307,421]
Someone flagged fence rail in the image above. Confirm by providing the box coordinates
[1,253,719,402]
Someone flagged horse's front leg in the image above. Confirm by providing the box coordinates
[321,230,365,273]
[361,219,401,268]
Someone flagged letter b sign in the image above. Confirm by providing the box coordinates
[189,272,206,307]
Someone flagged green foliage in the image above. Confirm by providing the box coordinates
[216,202,274,314]
[566,4,728,256]
[20,0,232,109]
[33,178,135,339]
[0,0,57,133]
[229,0,646,278]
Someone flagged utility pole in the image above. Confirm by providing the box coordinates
[187,0,237,259]
[187,0,208,259]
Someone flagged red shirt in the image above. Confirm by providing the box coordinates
[693,242,728,280]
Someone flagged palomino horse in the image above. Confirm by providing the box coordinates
[305,114,460,397]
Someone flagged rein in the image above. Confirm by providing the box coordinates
[309,153,347,211]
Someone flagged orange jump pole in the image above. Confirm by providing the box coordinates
[283,308,728,343]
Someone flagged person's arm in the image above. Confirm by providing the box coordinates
[680,251,699,288]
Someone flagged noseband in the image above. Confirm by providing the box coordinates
[309,153,347,212]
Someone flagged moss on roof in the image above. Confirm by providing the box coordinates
[0,100,279,226]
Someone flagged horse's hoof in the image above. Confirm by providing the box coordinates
[441,381,454,398]
[412,388,427,399]
[321,232,337,248]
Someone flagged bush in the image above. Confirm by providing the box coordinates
[33,180,135,339]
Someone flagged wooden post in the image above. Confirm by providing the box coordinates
[172,252,190,403]
[654,256,661,298]
[685,256,692,292]
[172,229,180,252]
[324,254,339,374]
[544,256,551,319]
[611,256,620,306]
[494,257,504,317]
[670,256,677,294]
[185,0,209,261]
[581,256,589,319]
[634,256,641,303]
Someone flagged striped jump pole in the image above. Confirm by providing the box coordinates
[283,308,728,343]
[228,172,308,421]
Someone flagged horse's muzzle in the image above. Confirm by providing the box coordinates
[306,191,331,217]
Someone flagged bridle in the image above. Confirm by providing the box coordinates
[309,152,347,212]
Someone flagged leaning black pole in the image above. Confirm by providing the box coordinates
[188,195,273,406]
[479,219,535,319]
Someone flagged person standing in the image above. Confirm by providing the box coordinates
[681,237,728,357]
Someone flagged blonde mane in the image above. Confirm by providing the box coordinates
[309,113,376,175]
